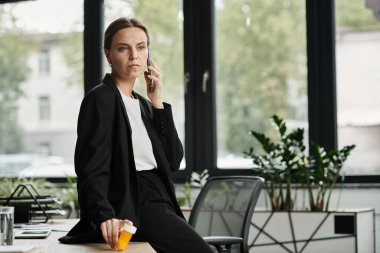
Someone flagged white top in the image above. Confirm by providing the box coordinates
[119,92,157,171]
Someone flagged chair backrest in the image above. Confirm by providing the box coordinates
[188,176,263,253]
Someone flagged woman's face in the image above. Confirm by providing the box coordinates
[105,27,148,80]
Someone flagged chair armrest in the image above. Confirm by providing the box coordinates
[203,236,243,246]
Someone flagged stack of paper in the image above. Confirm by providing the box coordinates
[14,224,50,230]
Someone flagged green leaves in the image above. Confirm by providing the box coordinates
[248,131,275,154]
[272,115,287,137]
[245,115,307,210]
[310,143,356,186]
[245,115,355,211]
[0,177,56,197]
[307,143,355,211]
[176,170,209,207]
[0,11,30,153]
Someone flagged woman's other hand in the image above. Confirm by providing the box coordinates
[100,218,133,250]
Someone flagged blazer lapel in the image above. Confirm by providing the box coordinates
[103,74,132,135]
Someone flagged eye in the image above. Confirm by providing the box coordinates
[138,45,146,50]
[118,46,128,52]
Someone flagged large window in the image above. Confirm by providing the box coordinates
[0,0,83,176]
[335,0,380,174]
[1,0,380,181]
[215,0,307,168]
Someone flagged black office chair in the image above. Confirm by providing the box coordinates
[188,176,263,253]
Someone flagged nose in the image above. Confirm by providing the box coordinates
[129,48,138,60]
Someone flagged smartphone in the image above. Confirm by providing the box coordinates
[147,48,154,91]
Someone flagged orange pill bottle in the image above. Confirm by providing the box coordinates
[116,223,137,251]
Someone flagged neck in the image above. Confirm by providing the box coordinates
[111,73,135,98]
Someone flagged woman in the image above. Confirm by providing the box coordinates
[59,18,213,253]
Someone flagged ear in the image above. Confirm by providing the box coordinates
[104,48,111,64]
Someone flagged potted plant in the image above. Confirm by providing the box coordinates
[176,170,209,210]
[60,176,80,218]
[242,116,375,253]
[244,115,308,211]
[244,115,355,212]
[306,143,355,211]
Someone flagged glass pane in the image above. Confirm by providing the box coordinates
[38,96,51,121]
[39,49,51,75]
[104,0,185,168]
[215,0,308,168]
[336,0,380,174]
[0,0,83,177]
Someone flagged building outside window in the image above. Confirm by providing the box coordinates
[0,0,84,177]
[335,0,380,174]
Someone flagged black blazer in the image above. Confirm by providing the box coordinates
[59,74,184,244]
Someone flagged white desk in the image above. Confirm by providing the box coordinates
[11,219,156,253]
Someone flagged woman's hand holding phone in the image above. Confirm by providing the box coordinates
[144,56,164,109]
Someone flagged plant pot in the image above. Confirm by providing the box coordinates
[249,208,375,253]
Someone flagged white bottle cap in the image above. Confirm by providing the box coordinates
[123,224,137,234]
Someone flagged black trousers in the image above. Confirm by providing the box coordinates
[133,170,214,253]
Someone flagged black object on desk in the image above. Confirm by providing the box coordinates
[0,183,63,223]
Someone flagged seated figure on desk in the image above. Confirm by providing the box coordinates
[58,17,213,253]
